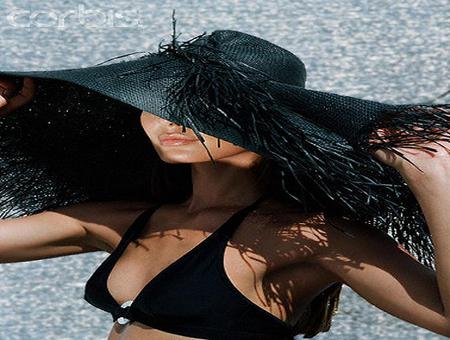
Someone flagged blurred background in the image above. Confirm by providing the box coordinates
[0,0,449,339]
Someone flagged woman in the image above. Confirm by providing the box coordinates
[1,73,449,339]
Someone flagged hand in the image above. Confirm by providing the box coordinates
[368,126,450,183]
[0,77,36,117]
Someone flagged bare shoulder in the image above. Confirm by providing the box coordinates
[252,197,407,255]
[249,198,330,262]
[261,200,408,258]
[245,198,340,291]
[284,209,403,250]
[253,198,328,237]
[252,201,415,281]
[67,200,157,253]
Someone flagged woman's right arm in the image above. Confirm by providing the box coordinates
[0,200,151,263]
[0,205,100,263]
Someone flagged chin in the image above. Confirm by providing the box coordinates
[157,152,194,164]
[161,158,185,164]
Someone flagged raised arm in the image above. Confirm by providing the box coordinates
[306,214,450,337]
[0,200,152,263]
[302,126,450,337]
[0,204,99,263]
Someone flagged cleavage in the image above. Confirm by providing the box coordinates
[105,204,294,327]
[106,205,237,306]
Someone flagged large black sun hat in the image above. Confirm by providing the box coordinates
[0,15,448,269]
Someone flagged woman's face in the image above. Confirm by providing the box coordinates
[140,111,261,166]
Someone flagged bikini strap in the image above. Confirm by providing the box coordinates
[117,195,266,252]
[217,193,267,239]
[118,203,162,250]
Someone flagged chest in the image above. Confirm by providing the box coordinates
[105,209,332,327]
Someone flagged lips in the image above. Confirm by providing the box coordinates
[159,133,198,143]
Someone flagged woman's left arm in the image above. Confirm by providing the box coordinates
[304,128,450,337]
[373,126,450,325]
[403,169,450,318]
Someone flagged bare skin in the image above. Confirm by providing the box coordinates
[1,78,449,339]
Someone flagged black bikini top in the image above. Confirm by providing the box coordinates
[83,195,298,339]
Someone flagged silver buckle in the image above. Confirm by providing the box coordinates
[117,300,134,325]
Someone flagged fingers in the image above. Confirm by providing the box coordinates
[0,94,10,116]
[0,79,16,110]
[0,77,35,116]
[0,86,16,98]
[0,94,7,107]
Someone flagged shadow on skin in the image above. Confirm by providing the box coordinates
[125,206,353,325]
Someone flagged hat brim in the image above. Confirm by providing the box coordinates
[1,51,449,269]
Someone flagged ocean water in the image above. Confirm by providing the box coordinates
[0,0,449,339]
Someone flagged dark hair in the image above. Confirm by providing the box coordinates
[292,282,343,338]
[147,154,343,337]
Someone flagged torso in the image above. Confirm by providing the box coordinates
[88,197,337,340]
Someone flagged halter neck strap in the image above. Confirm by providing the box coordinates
[217,193,267,238]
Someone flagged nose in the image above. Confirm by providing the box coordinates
[165,119,188,133]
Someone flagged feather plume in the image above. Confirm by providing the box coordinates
[118,20,450,269]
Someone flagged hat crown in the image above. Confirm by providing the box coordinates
[193,29,307,87]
